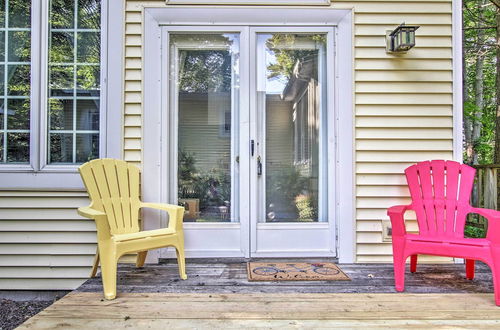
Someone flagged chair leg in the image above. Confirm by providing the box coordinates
[175,246,187,280]
[410,255,418,273]
[90,248,100,278]
[99,251,118,300]
[491,253,500,306]
[136,251,148,268]
[466,259,475,280]
[392,239,406,292]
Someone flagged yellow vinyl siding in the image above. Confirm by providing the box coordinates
[121,0,455,263]
[339,0,454,262]
[0,190,138,289]
[0,191,95,290]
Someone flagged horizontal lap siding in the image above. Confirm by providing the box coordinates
[333,0,454,262]
[0,191,137,289]
[124,1,154,167]
[123,0,455,263]
[0,191,96,289]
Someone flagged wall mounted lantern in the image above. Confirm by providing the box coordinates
[386,23,420,53]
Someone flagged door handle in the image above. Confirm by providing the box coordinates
[257,156,262,176]
[250,140,255,157]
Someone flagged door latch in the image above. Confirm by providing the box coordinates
[257,156,262,176]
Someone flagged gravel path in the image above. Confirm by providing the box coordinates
[0,299,55,330]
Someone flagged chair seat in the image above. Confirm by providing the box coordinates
[406,234,490,247]
[113,227,176,242]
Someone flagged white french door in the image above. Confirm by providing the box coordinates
[160,25,335,258]
[249,27,335,257]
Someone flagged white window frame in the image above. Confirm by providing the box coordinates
[0,0,123,189]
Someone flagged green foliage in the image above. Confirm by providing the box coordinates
[267,164,308,208]
[193,168,231,207]
[463,0,497,164]
[178,150,197,183]
[465,225,486,238]
[178,50,232,93]
[265,34,325,82]
[178,150,231,208]
[465,213,488,238]
[464,101,495,164]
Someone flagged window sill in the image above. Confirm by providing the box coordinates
[0,169,84,190]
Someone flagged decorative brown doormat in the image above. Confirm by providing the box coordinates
[247,262,350,281]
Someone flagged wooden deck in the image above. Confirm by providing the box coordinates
[19,261,500,329]
[78,259,495,294]
[19,292,500,329]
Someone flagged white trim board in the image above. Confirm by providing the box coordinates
[452,0,464,265]
[166,0,330,5]
[142,6,355,263]
[145,6,351,26]
[452,0,463,163]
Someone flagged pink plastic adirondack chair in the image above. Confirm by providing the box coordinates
[388,160,500,305]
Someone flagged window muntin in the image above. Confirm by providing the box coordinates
[0,0,31,163]
[48,0,100,164]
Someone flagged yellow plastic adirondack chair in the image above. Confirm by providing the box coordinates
[77,158,187,300]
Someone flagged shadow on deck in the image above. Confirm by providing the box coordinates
[77,259,495,294]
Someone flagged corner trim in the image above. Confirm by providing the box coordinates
[336,10,355,264]
[452,0,463,162]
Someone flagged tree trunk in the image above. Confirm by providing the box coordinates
[471,0,486,166]
[494,5,500,210]
[464,0,473,165]
[473,55,485,165]
[494,7,500,164]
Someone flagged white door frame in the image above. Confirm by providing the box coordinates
[143,6,355,263]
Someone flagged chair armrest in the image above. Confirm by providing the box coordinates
[387,204,412,236]
[78,206,106,218]
[77,206,111,240]
[140,203,185,231]
[469,207,500,220]
[469,207,500,243]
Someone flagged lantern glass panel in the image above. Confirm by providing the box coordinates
[406,29,412,45]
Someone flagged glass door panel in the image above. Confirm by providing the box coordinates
[169,34,240,223]
[257,33,327,223]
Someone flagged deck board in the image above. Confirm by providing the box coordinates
[78,261,494,294]
[19,292,500,329]
[19,261,500,329]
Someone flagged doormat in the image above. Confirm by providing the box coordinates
[247,262,350,281]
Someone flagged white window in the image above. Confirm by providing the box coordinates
[46,0,101,164]
[0,0,33,164]
[0,0,121,188]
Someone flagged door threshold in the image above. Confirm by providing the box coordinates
[159,257,339,264]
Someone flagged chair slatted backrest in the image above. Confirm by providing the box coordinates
[405,160,476,238]
[79,159,141,235]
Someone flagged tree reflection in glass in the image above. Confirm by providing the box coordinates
[171,34,240,223]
